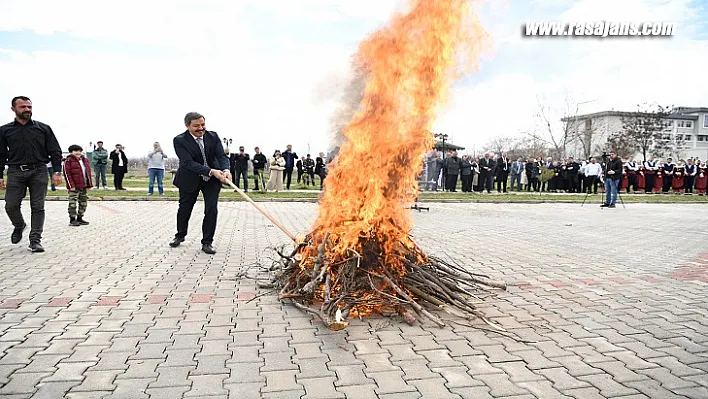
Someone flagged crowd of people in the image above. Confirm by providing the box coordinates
[424,150,708,196]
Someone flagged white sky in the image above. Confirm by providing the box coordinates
[0,0,706,158]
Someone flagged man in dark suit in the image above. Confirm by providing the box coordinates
[170,112,231,254]
[478,153,495,193]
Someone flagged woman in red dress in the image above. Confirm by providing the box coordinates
[672,164,685,194]
[654,166,664,193]
[695,163,707,195]
[637,166,646,193]
[621,166,629,192]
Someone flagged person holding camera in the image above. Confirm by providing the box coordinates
[601,152,622,208]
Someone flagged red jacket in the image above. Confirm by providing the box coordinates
[63,155,93,190]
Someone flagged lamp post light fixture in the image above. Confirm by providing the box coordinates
[433,133,449,159]
[223,138,233,148]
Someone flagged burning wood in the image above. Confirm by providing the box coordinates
[263,0,499,330]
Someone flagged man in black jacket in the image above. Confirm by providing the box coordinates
[602,152,622,208]
[444,151,462,192]
[565,156,580,193]
[0,96,63,252]
[170,112,231,254]
[231,146,249,192]
[252,147,267,191]
[495,152,510,193]
[478,153,495,193]
[110,144,128,190]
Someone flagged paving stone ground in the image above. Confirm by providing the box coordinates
[0,201,707,399]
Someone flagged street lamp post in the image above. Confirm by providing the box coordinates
[223,138,232,148]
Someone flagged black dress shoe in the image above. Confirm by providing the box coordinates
[77,216,89,225]
[201,244,216,254]
[169,237,185,247]
[11,223,26,244]
[600,203,609,208]
[29,242,44,253]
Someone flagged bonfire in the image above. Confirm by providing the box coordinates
[264,0,504,330]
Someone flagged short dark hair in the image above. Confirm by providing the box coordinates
[184,112,204,126]
[11,96,31,107]
[68,144,83,152]
[96,141,103,144]
[115,144,122,147]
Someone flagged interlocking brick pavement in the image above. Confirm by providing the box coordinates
[0,201,707,398]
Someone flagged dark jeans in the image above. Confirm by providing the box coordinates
[176,178,221,245]
[4,167,48,243]
[233,168,248,191]
[94,163,108,188]
[283,168,294,189]
[114,171,126,189]
[253,168,266,190]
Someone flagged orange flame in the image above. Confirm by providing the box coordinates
[313,1,487,255]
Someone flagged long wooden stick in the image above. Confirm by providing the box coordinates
[223,180,297,242]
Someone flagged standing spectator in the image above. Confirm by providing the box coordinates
[267,150,285,192]
[510,157,523,191]
[662,157,675,193]
[625,156,639,193]
[444,151,462,192]
[542,157,553,192]
[46,160,56,191]
[315,152,326,189]
[495,152,510,193]
[601,152,622,208]
[583,157,601,194]
[460,155,473,192]
[296,158,304,184]
[643,155,659,194]
[471,157,480,192]
[147,142,167,195]
[170,112,231,254]
[0,96,63,252]
[252,147,267,191]
[565,156,580,193]
[110,144,128,190]
[63,144,92,226]
[478,153,495,193]
[232,146,250,192]
[672,162,685,194]
[282,144,298,190]
[92,141,109,189]
[425,151,443,191]
[578,159,587,193]
[525,157,539,192]
[684,158,697,194]
[695,162,706,195]
[303,154,315,186]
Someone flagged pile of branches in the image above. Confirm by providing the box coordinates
[262,231,507,330]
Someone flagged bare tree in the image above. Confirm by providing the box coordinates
[514,135,549,159]
[528,91,580,160]
[483,135,518,155]
[604,134,635,158]
[617,104,672,161]
[667,133,687,160]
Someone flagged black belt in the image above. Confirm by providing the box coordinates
[8,163,47,171]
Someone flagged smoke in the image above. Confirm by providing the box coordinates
[327,57,367,150]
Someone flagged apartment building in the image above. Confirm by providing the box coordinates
[563,107,708,160]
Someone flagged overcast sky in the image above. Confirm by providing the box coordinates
[1,0,706,158]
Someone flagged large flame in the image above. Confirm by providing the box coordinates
[290,0,489,319]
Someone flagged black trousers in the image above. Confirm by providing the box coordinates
[627,173,638,192]
[175,178,221,245]
[480,171,493,192]
[296,169,303,183]
[685,176,695,193]
[283,168,294,189]
[496,172,508,192]
[645,174,655,192]
[579,174,585,193]
[4,167,48,243]
[585,176,599,193]
[253,169,266,190]
[663,174,673,193]
[114,171,126,189]
[445,174,458,192]
[567,173,579,192]
[461,175,473,192]
[233,168,248,191]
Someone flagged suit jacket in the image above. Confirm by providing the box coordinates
[109,150,128,174]
[479,157,495,173]
[173,130,230,192]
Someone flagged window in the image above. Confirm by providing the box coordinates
[685,135,692,141]
[676,134,683,140]
[704,115,708,128]
[687,121,693,128]
[698,135,707,142]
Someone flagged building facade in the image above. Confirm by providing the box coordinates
[563,107,708,161]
